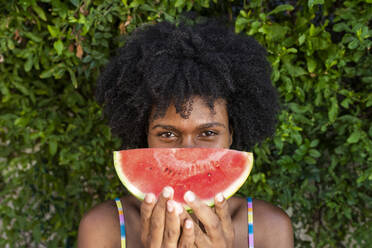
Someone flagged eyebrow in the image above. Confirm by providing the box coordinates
[151,122,227,130]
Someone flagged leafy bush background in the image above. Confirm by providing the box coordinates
[0,0,371,247]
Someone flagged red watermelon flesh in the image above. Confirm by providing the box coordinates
[113,148,253,206]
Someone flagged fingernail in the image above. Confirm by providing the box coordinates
[185,219,193,229]
[163,186,173,198]
[175,202,183,215]
[145,193,155,204]
[216,193,224,203]
[184,191,195,202]
[167,200,174,212]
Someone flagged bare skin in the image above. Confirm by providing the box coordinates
[78,97,294,248]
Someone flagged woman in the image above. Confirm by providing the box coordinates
[78,17,294,247]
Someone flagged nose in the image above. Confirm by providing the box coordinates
[179,135,196,148]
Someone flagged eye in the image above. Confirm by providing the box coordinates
[158,132,176,138]
[200,130,218,137]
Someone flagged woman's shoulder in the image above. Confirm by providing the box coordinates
[78,196,137,248]
[78,199,119,247]
[233,196,293,247]
[229,196,291,217]
[226,196,293,247]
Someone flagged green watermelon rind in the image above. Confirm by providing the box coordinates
[113,149,254,209]
[219,151,253,200]
[114,151,146,201]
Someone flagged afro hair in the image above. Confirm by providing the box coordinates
[95,16,279,151]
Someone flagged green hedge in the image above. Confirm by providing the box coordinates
[0,0,371,247]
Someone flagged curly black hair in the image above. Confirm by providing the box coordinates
[95,17,279,151]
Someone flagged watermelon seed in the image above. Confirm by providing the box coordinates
[208,173,211,176]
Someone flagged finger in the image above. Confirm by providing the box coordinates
[149,186,174,248]
[184,191,224,242]
[140,193,156,245]
[178,218,195,248]
[179,209,209,247]
[163,200,182,248]
[215,193,234,246]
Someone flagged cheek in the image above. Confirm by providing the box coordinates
[223,134,233,149]
[199,133,232,149]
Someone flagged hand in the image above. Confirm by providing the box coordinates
[140,187,195,248]
[181,191,234,248]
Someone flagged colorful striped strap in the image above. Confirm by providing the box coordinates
[247,197,254,248]
[115,198,126,248]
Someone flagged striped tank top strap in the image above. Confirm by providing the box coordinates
[115,198,126,248]
[247,197,254,248]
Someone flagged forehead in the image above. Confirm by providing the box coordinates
[149,98,228,127]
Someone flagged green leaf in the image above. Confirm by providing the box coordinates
[268,4,294,15]
[341,98,352,109]
[348,39,359,49]
[309,24,317,37]
[200,0,209,8]
[293,132,303,145]
[298,34,306,45]
[333,23,350,32]
[252,173,266,183]
[287,48,297,53]
[306,57,317,73]
[310,139,319,147]
[70,0,79,7]
[14,117,30,127]
[7,39,15,50]
[129,0,144,8]
[357,168,372,184]
[32,4,47,21]
[308,0,324,9]
[328,97,338,123]
[362,77,372,85]
[23,32,42,43]
[175,0,185,8]
[288,103,310,114]
[265,23,290,41]
[49,140,58,156]
[40,64,64,78]
[54,40,64,55]
[309,149,321,158]
[40,68,54,79]
[344,208,352,220]
[277,155,293,167]
[274,136,283,152]
[235,17,249,33]
[326,201,338,209]
[68,68,78,88]
[304,156,316,164]
[48,25,59,38]
[347,131,361,144]
[24,56,33,72]
[32,224,42,244]
[12,81,30,96]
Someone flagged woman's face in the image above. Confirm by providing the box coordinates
[147,97,232,148]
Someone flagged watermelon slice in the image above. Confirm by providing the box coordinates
[113,148,253,207]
